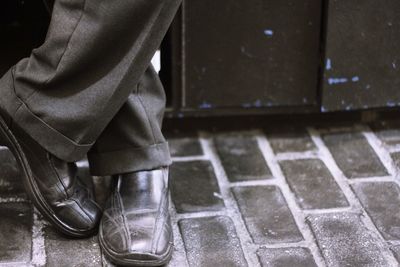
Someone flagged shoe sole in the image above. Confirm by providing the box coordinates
[99,223,174,267]
[0,115,95,238]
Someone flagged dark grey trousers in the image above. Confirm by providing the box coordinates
[0,0,182,175]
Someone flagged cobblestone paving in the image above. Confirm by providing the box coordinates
[2,122,400,266]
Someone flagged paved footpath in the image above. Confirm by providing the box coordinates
[2,121,400,266]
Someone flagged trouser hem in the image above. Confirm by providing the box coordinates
[12,98,93,162]
[87,142,172,176]
[0,69,92,162]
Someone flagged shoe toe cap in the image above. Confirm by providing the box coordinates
[100,212,173,264]
[55,197,101,232]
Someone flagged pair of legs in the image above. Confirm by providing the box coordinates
[0,0,178,171]
[0,0,182,265]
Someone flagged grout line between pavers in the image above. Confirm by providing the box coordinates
[359,124,400,255]
[348,176,396,184]
[258,241,309,249]
[175,210,226,220]
[307,126,399,266]
[359,124,399,180]
[302,207,354,215]
[229,179,278,188]
[199,131,261,267]
[30,208,46,267]
[0,262,30,267]
[255,131,327,267]
[275,151,320,161]
[172,155,208,162]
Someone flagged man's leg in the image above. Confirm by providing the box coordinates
[88,65,170,176]
[0,0,181,162]
[0,0,182,246]
[88,65,173,266]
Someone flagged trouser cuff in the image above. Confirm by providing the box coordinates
[0,69,93,162]
[14,103,93,161]
[87,142,172,176]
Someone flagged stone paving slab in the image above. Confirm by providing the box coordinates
[322,131,389,178]
[265,127,316,153]
[232,186,303,244]
[307,212,389,267]
[167,132,203,157]
[179,216,248,267]
[280,159,349,209]
[0,203,32,264]
[352,182,400,241]
[371,120,400,146]
[1,121,400,266]
[170,160,225,213]
[214,132,273,181]
[0,148,25,197]
[45,226,101,267]
[257,247,317,267]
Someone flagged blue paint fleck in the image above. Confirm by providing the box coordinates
[242,101,276,108]
[328,77,348,85]
[263,29,274,36]
[321,106,328,112]
[326,59,332,70]
[345,106,352,111]
[393,62,397,69]
[387,101,397,107]
[352,76,360,82]
[178,113,184,118]
[199,101,213,109]
[254,100,262,107]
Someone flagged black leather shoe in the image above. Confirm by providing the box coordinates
[99,167,173,266]
[0,116,101,237]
